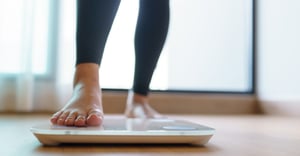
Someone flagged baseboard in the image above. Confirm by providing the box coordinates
[259,100,300,117]
[0,90,258,115]
[102,91,258,115]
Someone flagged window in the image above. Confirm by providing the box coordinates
[1,0,254,93]
[103,0,254,93]
[164,0,254,93]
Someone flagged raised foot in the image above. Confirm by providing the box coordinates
[125,103,165,119]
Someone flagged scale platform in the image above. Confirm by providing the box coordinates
[31,117,215,146]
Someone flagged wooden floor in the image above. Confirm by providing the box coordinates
[1,114,300,156]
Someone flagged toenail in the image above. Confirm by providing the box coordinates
[77,116,85,120]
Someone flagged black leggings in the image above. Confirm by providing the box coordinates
[76,0,170,96]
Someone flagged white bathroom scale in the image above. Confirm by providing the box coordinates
[31,117,215,146]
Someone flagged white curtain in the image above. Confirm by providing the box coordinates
[0,0,74,112]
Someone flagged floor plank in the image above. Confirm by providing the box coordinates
[0,114,299,156]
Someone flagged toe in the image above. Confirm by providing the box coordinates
[87,109,103,126]
[50,111,62,124]
[57,111,70,125]
[65,112,77,126]
[75,114,87,127]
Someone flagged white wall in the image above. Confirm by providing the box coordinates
[257,0,300,115]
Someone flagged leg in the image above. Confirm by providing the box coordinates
[125,0,170,118]
[51,0,121,126]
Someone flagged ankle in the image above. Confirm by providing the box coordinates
[133,93,148,104]
[73,63,100,89]
[127,90,149,104]
[73,83,101,95]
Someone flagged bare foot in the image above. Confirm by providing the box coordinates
[50,63,104,127]
[125,90,164,118]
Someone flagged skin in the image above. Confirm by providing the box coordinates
[50,63,162,127]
